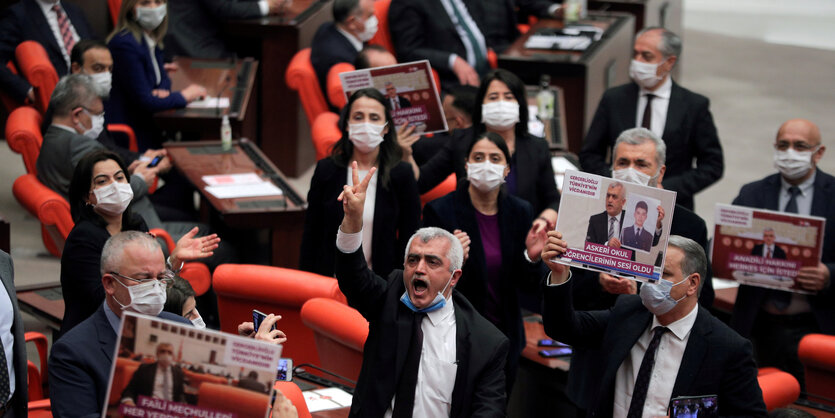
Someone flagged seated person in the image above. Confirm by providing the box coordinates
[166,0,288,59]
[163,276,205,328]
[120,342,186,405]
[482,0,562,54]
[311,0,376,106]
[58,150,222,335]
[353,44,396,70]
[0,0,94,104]
[541,233,767,416]
[402,84,478,168]
[106,0,207,150]
[300,88,420,278]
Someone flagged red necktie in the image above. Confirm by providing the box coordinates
[767,247,772,258]
[53,4,75,57]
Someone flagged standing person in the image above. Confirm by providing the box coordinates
[419,69,560,235]
[106,0,207,150]
[422,131,547,392]
[0,251,28,417]
[300,88,420,278]
[579,27,723,210]
[731,118,834,389]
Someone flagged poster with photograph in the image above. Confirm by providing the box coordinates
[102,312,282,418]
[340,60,447,134]
[552,170,677,282]
[711,204,825,293]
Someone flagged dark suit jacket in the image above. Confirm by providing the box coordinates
[121,362,186,403]
[418,127,560,216]
[310,22,359,107]
[300,158,421,278]
[49,305,190,418]
[750,243,787,259]
[106,30,187,150]
[481,0,555,54]
[165,0,261,59]
[335,247,509,417]
[389,95,411,109]
[36,125,107,200]
[389,0,489,89]
[621,224,654,252]
[730,169,835,336]
[586,209,625,245]
[578,82,724,210]
[0,251,27,417]
[423,181,545,365]
[0,0,94,102]
[543,281,767,417]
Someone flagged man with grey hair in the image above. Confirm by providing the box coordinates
[335,164,509,417]
[48,231,190,418]
[579,26,723,210]
[751,227,786,260]
[542,233,766,417]
[36,74,158,201]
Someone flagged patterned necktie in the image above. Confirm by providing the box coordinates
[767,247,772,258]
[163,367,171,401]
[393,312,426,418]
[784,186,801,213]
[641,94,655,129]
[608,216,616,240]
[53,4,75,57]
[626,326,668,418]
[447,0,488,75]
[0,337,9,406]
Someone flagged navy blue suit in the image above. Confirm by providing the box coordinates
[310,22,359,108]
[0,0,95,102]
[106,30,187,150]
[731,169,835,337]
[543,280,766,417]
[48,305,189,418]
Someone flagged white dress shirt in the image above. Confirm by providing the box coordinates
[613,303,698,418]
[152,364,174,400]
[779,171,815,216]
[36,0,80,69]
[346,169,378,268]
[0,281,15,404]
[143,34,162,86]
[608,214,622,241]
[636,76,672,138]
[336,26,364,52]
[438,0,487,70]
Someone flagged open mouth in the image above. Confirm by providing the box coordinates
[412,276,429,296]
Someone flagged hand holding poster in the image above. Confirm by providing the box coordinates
[551,170,677,282]
[340,60,447,134]
[103,312,283,418]
[711,204,825,293]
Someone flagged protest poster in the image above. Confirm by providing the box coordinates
[552,170,677,282]
[711,203,825,293]
[339,60,447,134]
[103,312,282,418]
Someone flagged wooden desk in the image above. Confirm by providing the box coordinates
[521,315,570,371]
[499,12,634,153]
[16,283,64,333]
[164,140,307,268]
[226,0,333,177]
[156,57,259,143]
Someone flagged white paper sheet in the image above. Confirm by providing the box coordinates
[204,181,283,199]
[187,97,230,109]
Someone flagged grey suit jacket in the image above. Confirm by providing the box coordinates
[166,0,262,59]
[1,251,27,417]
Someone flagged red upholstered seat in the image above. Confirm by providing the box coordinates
[15,41,59,114]
[798,333,835,407]
[301,298,368,382]
[285,48,329,128]
[757,367,800,411]
[310,112,341,161]
[274,381,313,418]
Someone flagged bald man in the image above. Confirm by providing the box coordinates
[730,118,834,390]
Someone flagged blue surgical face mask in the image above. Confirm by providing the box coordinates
[400,271,455,313]
[639,275,690,316]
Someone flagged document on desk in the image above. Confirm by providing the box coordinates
[202,172,263,186]
[187,96,229,109]
[303,388,353,412]
[525,34,592,51]
[205,182,283,199]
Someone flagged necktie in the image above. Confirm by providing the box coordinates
[447,0,488,75]
[641,94,655,129]
[767,247,772,258]
[53,4,75,58]
[626,326,668,418]
[162,367,171,401]
[392,98,399,110]
[784,186,801,213]
[608,216,616,240]
[393,312,426,418]
[0,337,9,406]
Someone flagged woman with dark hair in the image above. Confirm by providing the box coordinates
[418,69,560,234]
[422,131,547,392]
[105,0,207,149]
[59,150,219,336]
[164,277,203,327]
[300,88,421,277]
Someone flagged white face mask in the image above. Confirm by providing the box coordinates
[93,182,134,216]
[88,72,112,98]
[629,59,665,90]
[467,161,506,192]
[135,4,166,30]
[79,109,106,139]
[358,15,378,42]
[612,167,658,187]
[481,101,519,130]
[774,147,817,180]
[349,122,386,153]
[639,276,689,316]
[157,353,173,365]
[112,276,167,316]
[190,314,206,329]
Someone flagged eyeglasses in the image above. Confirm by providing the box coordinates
[774,141,820,152]
[109,270,175,288]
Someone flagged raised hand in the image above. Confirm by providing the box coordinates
[656,205,665,229]
[170,227,221,267]
[453,229,471,263]
[525,222,548,262]
[542,230,570,283]
[338,161,377,233]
